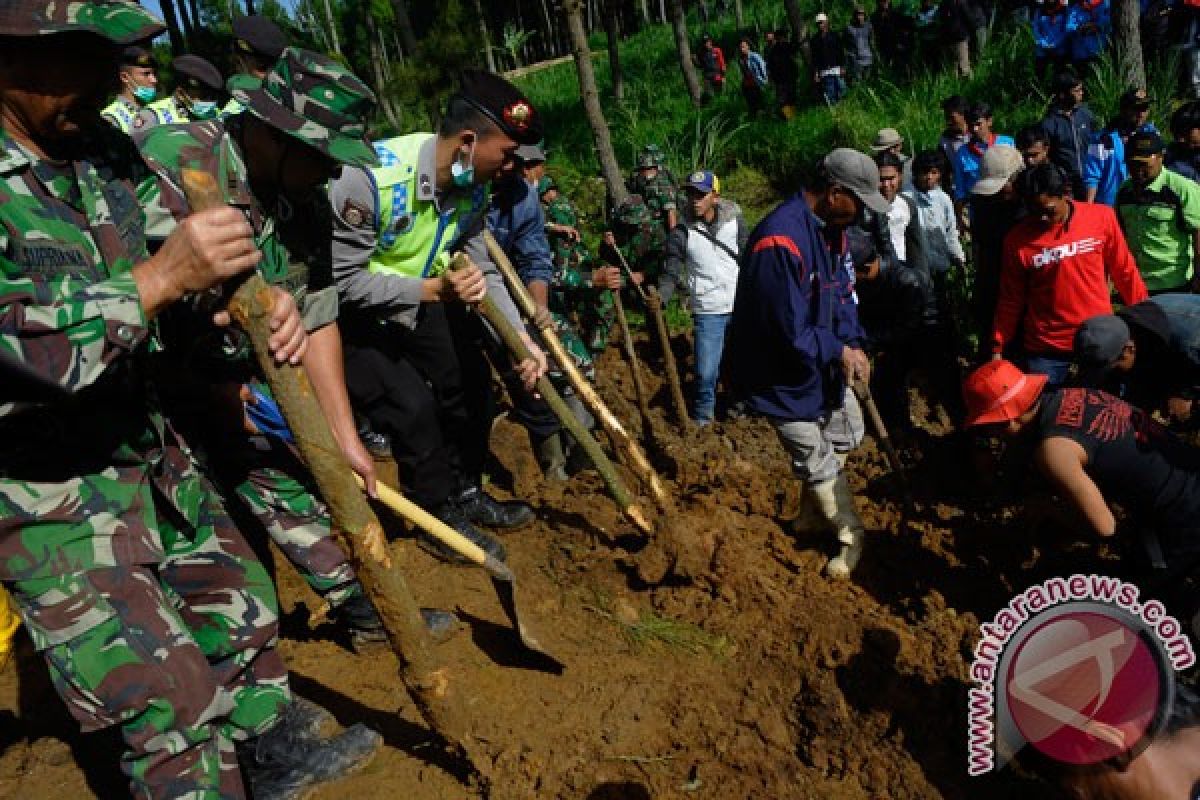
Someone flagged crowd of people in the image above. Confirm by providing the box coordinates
[9,0,1200,797]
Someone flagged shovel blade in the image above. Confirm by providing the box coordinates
[483,559,564,671]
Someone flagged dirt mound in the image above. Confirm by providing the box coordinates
[1,345,1070,799]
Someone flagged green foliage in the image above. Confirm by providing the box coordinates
[498,23,537,69]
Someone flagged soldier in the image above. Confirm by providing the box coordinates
[101,44,158,133]
[136,48,458,654]
[223,13,287,118]
[0,2,379,798]
[626,143,679,232]
[540,174,621,363]
[135,53,224,129]
[330,70,547,562]
[602,193,667,289]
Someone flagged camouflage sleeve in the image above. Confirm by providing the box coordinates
[0,271,148,415]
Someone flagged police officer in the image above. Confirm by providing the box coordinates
[330,70,547,560]
[101,44,158,133]
[223,13,287,117]
[0,3,378,797]
[135,53,224,129]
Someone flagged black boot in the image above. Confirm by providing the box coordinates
[239,704,382,800]
[454,483,535,529]
[355,416,392,459]
[331,590,462,646]
[422,501,507,564]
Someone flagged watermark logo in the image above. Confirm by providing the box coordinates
[967,574,1195,776]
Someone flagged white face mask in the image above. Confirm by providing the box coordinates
[190,100,219,119]
[450,139,477,188]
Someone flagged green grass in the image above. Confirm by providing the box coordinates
[516,6,1183,220]
[584,589,733,657]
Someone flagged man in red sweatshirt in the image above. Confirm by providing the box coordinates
[992,163,1147,387]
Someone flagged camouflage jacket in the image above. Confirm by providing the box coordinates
[136,117,338,357]
[626,169,678,222]
[0,124,212,583]
[605,201,667,276]
[544,194,592,292]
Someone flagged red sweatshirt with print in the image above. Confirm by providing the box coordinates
[992,201,1147,356]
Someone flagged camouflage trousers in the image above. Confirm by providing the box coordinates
[227,445,361,609]
[550,310,595,382]
[5,486,289,799]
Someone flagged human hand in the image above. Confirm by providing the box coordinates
[842,346,870,384]
[591,266,622,289]
[533,304,554,330]
[442,263,487,304]
[141,207,261,306]
[516,332,548,390]
[264,288,306,365]
[338,431,378,498]
[1168,395,1193,424]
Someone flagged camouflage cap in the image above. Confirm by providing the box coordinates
[231,46,378,168]
[0,0,164,43]
[637,151,658,169]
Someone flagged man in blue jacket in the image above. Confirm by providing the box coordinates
[1085,88,1157,205]
[725,149,881,579]
[1040,70,1099,199]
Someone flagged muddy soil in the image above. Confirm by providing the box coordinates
[0,341,1144,800]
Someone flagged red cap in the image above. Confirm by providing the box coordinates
[962,360,1048,427]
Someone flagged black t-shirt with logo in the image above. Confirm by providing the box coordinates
[1037,388,1200,538]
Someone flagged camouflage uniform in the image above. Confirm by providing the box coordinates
[0,5,288,796]
[135,52,379,613]
[542,188,604,373]
[626,146,679,232]
[606,194,668,288]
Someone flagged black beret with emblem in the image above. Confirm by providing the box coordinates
[173,54,224,92]
[455,69,543,146]
[232,14,287,60]
[120,45,154,68]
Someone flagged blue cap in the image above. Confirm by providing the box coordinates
[685,169,718,193]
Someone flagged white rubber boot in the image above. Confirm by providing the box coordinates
[810,474,865,579]
[792,484,833,535]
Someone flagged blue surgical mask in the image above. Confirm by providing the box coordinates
[191,100,218,119]
[451,140,476,188]
[132,85,157,103]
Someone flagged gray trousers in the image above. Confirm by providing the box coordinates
[771,388,865,485]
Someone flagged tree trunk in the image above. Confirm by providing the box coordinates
[734,0,744,28]
[602,0,624,102]
[470,0,497,71]
[667,0,703,106]
[366,13,402,129]
[538,0,556,58]
[158,0,187,54]
[390,0,420,59]
[322,0,343,56]
[638,0,650,24]
[564,0,628,208]
[1114,0,1146,89]
[658,0,666,25]
[186,0,202,35]
[175,0,195,42]
[782,0,809,60]
[245,0,256,15]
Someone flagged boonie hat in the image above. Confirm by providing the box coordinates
[822,148,889,214]
[871,127,903,152]
[231,47,378,168]
[1074,315,1131,373]
[0,0,164,44]
[455,70,543,146]
[962,360,1048,428]
[1126,130,1165,162]
[232,14,287,60]
[685,169,719,193]
[515,143,546,163]
[173,54,224,92]
[971,144,1023,196]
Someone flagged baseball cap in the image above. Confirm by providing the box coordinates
[685,169,719,193]
[971,145,1023,196]
[231,47,378,168]
[0,0,164,44]
[1120,87,1151,109]
[962,360,1048,428]
[1126,130,1165,162]
[515,143,546,163]
[232,14,287,61]
[822,148,889,214]
[815,12,829,22]
[1074,315,1131,375]
[871,127,903,152]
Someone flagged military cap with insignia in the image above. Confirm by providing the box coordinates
[173,54,223,92]
[120,44,154,67]
[454,69,543,145]
[0,0,164,43]
[232,14,286,60]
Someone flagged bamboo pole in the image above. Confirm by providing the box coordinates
[482,231,669,509]
[646,286,690,430]
[448,252,652,535]
[181,169,480,769]
[612,290,652,427]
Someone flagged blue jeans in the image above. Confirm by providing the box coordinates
[693,312,731,423]
[1022,353,1073,390]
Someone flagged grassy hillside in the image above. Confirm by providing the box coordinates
[515,6,1180,222]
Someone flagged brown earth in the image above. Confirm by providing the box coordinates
[0,339,1141,800]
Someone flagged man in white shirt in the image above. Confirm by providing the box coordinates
[658,170,747,425]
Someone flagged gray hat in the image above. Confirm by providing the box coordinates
[971,144,1023,196]
[515,143,546,163]
[1074,315,1131,373]
[871,127,902,151]
[822,148,889,214]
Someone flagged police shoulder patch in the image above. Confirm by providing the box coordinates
[341,200,368,228]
